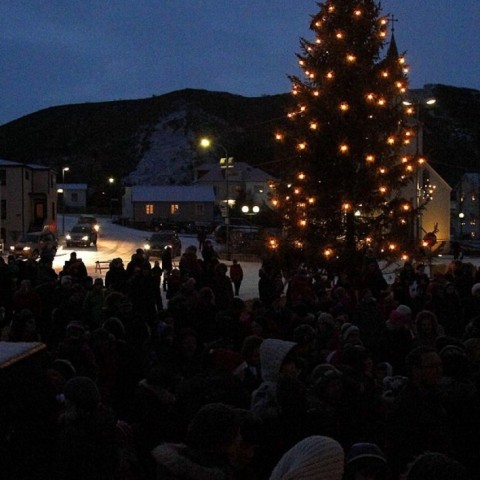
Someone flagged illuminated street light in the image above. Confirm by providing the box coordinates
[61,167,70,235]
[200,138,234,259]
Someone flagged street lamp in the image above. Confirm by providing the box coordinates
[459,212,465,239]
[61,167,69,235]
[200,138,234,259]
[108,177,115,218]
[402,96,436,243]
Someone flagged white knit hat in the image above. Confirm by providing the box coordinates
[269,435,344,480]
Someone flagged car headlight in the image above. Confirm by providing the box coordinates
[82,235,89,241]
[10,246,14,251]
[144,244,151,250]
[94,225,99,232]
[23,246,31,251]
[66,234,72,240]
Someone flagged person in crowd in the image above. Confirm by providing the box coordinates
[344,442,390,480]
[230,258,244,296]
[151,402,242,480]
[412,309,444,348]
[385,346,451,478]
[251,338,298,417]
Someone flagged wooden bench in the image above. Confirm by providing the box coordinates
[95,260,112,273]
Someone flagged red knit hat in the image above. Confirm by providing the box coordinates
[210,348,247,376]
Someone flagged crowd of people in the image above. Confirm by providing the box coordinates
[1,243,480,479]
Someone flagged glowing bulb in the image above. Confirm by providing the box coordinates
[346,54,356,62]
[272,199,279,207]
[294,188,300,194]
[324,248,333,258]
[366,155,375,163]
[389,243,396,251]
[342,203,351,211]
[300,105,306,111]
[339,102,350,111]
[298,142,307,150]
[339,144,349,153]
[418,157,426,164]
[399,57,406,65]
[406,165,413,172]
[401,156,408,163]
[366,93,375,101]
[308,197,315,204]
[379,30,387,38]
[275,133,283,141]
[380,17,388,25]
[381,70,389,78]
[377,98,386,106]
[298,172,305,180]
[309,122,318,130]
[402,204,410,211]
[354,9,362,16]
[379,167,386,174]
[316,38,322,44]
[313,90,320,96]
[328,5,335,12]
[387,137,395,145]
[379,186,387,194]
[326,71,334,79]
[336,31,344,39]
[299,219,307,227]
[299,59,305,66]
[406,107,414,115]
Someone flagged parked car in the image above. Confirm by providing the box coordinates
[149,217,197,234]
[10,230,58,259]
[77,215,100,232]
[214,220,259,244]
[65,224,98,247]
[144,231,182,258]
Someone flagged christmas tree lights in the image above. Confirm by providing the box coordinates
[272,0,422,274]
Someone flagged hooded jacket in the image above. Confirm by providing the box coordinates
[251,338,296,416]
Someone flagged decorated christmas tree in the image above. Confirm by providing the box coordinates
[272,0,418,274]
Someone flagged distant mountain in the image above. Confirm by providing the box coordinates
[0,85,478,188]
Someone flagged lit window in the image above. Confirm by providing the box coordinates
[170,204,179,215]
[145,204,154,215]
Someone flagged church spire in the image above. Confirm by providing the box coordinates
[386,14,399,60]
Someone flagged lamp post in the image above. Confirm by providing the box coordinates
[61,167,69,235]
[108,177,115,218]
[200,138,234,259]
[402,97,436,244]
[459,212,465,239]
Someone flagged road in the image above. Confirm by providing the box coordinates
[53,214,262,301]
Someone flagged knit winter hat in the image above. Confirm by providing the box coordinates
[269,435,344,480]
[341,323,360,342]
[346,442,386,465]
[260,338,297,383]
[472,283,480,296]
[210,348,248,376]
[64,376,101,411]
[396,304,412,316]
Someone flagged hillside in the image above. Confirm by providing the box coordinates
[0,85,478,188]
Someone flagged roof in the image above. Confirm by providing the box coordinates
[195,161,274,183]
[130,185,215,202]
[0,158,50,170]
[57,183,88,190]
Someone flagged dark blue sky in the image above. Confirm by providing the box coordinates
[1,0,479,125]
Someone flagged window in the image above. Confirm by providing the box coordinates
[0,169,5,186]
[195,203,205,216]
[170,204,179,215]
[71,193,78,202]
[145,204,154,215]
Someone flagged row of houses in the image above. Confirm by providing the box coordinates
[1,156,478,251]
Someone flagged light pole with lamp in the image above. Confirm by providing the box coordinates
[200,138,234,259]
[402,97,436,244]
[458,212,465,239]
[108,177,115,218]
[61,167,69,235]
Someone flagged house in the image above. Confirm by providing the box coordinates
[0,159,58,247]
[122,185,216,227]
[194,161,276,211]
[400,163,452,247]
[454,173,480,240]
[56,183,88,211]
